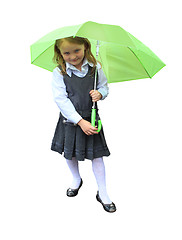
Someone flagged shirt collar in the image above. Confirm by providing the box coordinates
[66,58,94,77]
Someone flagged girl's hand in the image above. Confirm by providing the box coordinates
[89,90,102,102]
[78,119,98,135]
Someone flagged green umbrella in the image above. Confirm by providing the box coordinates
[30,21,165,131]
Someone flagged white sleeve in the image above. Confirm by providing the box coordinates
[52,68,82,124]
[97,62,109,100]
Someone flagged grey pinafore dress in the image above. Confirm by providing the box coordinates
[51,65,110,161]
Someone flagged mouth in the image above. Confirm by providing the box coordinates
[72,59,79,62]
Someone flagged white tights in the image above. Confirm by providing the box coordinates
[66,157,112,204]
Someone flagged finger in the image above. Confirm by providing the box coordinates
[91,129,99,134]
[89,90,94,95]
[93,131,99,134]
[87,130,98,135]
[85,130,89,135]
[90,93,96,97]
[92,97,98,102]
[87,132,93,136]
[91,126,98,131]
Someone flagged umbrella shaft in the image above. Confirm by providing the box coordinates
[93,40,100,110]
[94,66,98,91]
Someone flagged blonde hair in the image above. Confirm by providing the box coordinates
[53,36,97,75]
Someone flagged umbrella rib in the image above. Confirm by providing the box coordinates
[127,47,151,79]
[31,44,54,64]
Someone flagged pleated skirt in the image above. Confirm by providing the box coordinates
[51,113,110,161]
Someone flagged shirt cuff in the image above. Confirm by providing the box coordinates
[98,89,106,100]
[68,112,82,124]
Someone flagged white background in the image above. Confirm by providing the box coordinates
[0,0,182,239]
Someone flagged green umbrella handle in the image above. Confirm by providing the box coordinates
[91,109,102,132]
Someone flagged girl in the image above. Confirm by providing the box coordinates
[51,36,116,213]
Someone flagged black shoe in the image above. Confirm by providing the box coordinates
[66,179,83,197]
[96,191,116,213]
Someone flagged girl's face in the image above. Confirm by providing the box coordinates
[59,40,86,70]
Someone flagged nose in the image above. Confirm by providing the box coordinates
[70,54,77,60]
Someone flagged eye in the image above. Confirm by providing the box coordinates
[64,52,70,55]
[75,49,80,53]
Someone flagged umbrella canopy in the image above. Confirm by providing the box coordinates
[30,21,165,83]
